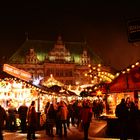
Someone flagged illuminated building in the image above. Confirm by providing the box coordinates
[8,35,115,90]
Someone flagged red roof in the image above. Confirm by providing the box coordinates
[128,66,140,90]
[109,65,140,93]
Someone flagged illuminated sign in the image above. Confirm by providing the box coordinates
[3,64,32,82]
[127,18,140,42]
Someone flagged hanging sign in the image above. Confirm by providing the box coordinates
[3,64,32,82]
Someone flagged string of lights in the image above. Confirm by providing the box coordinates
[115,61,140,76]
[85,64,115,85]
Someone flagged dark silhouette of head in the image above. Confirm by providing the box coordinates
[31,101,35,106]
[120,98,125,104]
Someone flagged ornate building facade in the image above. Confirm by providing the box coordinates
[8,36,114,87]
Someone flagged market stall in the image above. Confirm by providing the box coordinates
[0,64,52,110]
[107,63,140,114]
[105,62,140,137]
[0,64,57,130]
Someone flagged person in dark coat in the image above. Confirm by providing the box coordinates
[27,101,37,140]
[0,105,7,140]
[128,101,139,140]
[7,103,17,131]
[44,101,50,135]
[18,101,28,133]
[46,103,56,137]
[115,98,129,140]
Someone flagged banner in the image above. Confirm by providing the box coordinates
[3,64,32,82]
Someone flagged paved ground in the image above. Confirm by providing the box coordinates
[3,118,120,140]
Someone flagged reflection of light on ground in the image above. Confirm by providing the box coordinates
[89,138,120,140]
[3,131,41,138]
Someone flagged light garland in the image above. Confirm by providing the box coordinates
[0,77,49,95]
[85,64,115,84]
[115,61,140,77]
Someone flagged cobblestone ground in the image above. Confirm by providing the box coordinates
[3,118,120,140]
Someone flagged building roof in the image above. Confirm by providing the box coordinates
[109,64,140,92]
[8,37,103,65]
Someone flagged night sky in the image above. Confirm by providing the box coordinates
[0,1,140,71]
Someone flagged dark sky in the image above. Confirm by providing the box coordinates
[0,1,140,71]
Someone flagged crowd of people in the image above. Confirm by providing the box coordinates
[44,99,93,140]
[115,97,140,140]
[92,99,104,119]
[0,98,105,140]
[1,95,140,140]
[0,100,38,140]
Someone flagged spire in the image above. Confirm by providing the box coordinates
[83,36,87,44]
[83,36,88,50]
[25,32,29,41]
[56,35,63,45]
